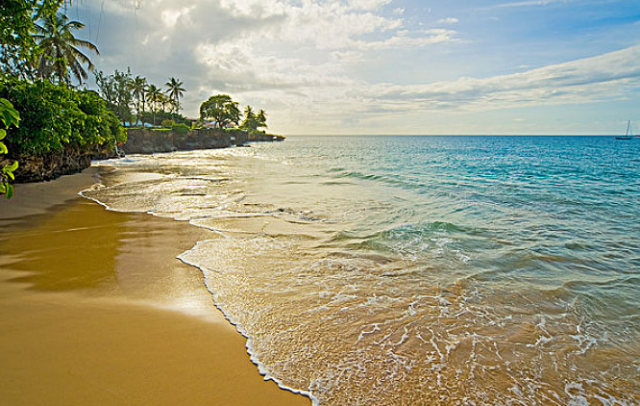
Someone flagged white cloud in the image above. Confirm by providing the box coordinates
[160,7,193,28]
[437,17,459,25]
[363,45,640,112]
[492,0,568,8]
[347,0,393,11]
[353,29,457,50]
[76,0,639,135]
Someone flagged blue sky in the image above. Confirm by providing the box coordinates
[70,0,640,135]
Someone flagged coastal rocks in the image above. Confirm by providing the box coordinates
[7,128,284,184]
[6,144,102,183]
[122,128,284,155]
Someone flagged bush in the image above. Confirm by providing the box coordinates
[0,98,19,198]
[140,111,189,126]
[0,79,125,156]
[172,122,190,134]
[161,118,175,128]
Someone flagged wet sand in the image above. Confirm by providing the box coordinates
[0,169,310,406]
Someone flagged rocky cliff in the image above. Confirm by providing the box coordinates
[122,128,284,154]
[7,143,115,184]
[7,128,284,184]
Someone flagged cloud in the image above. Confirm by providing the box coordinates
[77,0,458,118]
[363,45,640,112]
[160,7,193,28]
[492,0,569,8]
[72,0,638,135]
[437,17,459,25]
[347,0,393,11]
[352,29,458,50]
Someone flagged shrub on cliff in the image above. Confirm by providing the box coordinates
[0,79,125,157]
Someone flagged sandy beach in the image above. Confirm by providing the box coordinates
[0,169,310,406]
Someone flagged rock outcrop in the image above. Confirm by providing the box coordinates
[7,128,285,183]
[122,128,284,155]
[6,144,115,184]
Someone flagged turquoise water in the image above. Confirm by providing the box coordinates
[86,136,640,405]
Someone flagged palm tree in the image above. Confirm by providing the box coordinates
[146,84,161,126]
[165,77,185,114]
[240,105,257,130]
[131,75,147,126]
[244,105,255,120]
[257,109,267,129]
[34,12,99,85]
[159,93,169,115]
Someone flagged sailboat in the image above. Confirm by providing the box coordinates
[615,121,634,140]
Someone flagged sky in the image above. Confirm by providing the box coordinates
[68,0,640,135]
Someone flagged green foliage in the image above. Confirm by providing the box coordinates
[140,110,188,127]
[0,98,20,198]
[146,83,163,126]
[34,11,99,85]
[131,75,147,125]
[95,71,188,128]
[240,105,268,131]
[200,94,240,129]
[172,122,190,134]
[165,77,185,114]
[161,118,175,128]
[0,0,64,81]
[0,79,125,157]
[256,109,267,129]
[95,69,133,125]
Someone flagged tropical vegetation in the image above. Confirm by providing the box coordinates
[0,0,61,80]
[166,77,185,114]
[199,94,241,129]
[0,0,275,191]
[0,0,124,188]
[0,98,20,198]
[34,11,99,85]
[240,105,268,132]
[0,79,124,156]
[95,69,189,127]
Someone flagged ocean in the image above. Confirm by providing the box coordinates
[83,136,640,406]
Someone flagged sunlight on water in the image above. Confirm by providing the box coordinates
[85,136,640,405]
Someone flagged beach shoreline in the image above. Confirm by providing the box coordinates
[0,168,310,406]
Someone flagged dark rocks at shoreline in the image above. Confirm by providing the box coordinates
[122,128,284,155]
[4,144,112,184]
[7,128,285,183]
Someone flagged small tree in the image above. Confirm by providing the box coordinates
[199,94,240,129]
[95,68,133,126]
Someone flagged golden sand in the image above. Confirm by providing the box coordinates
[0,170,310,406]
